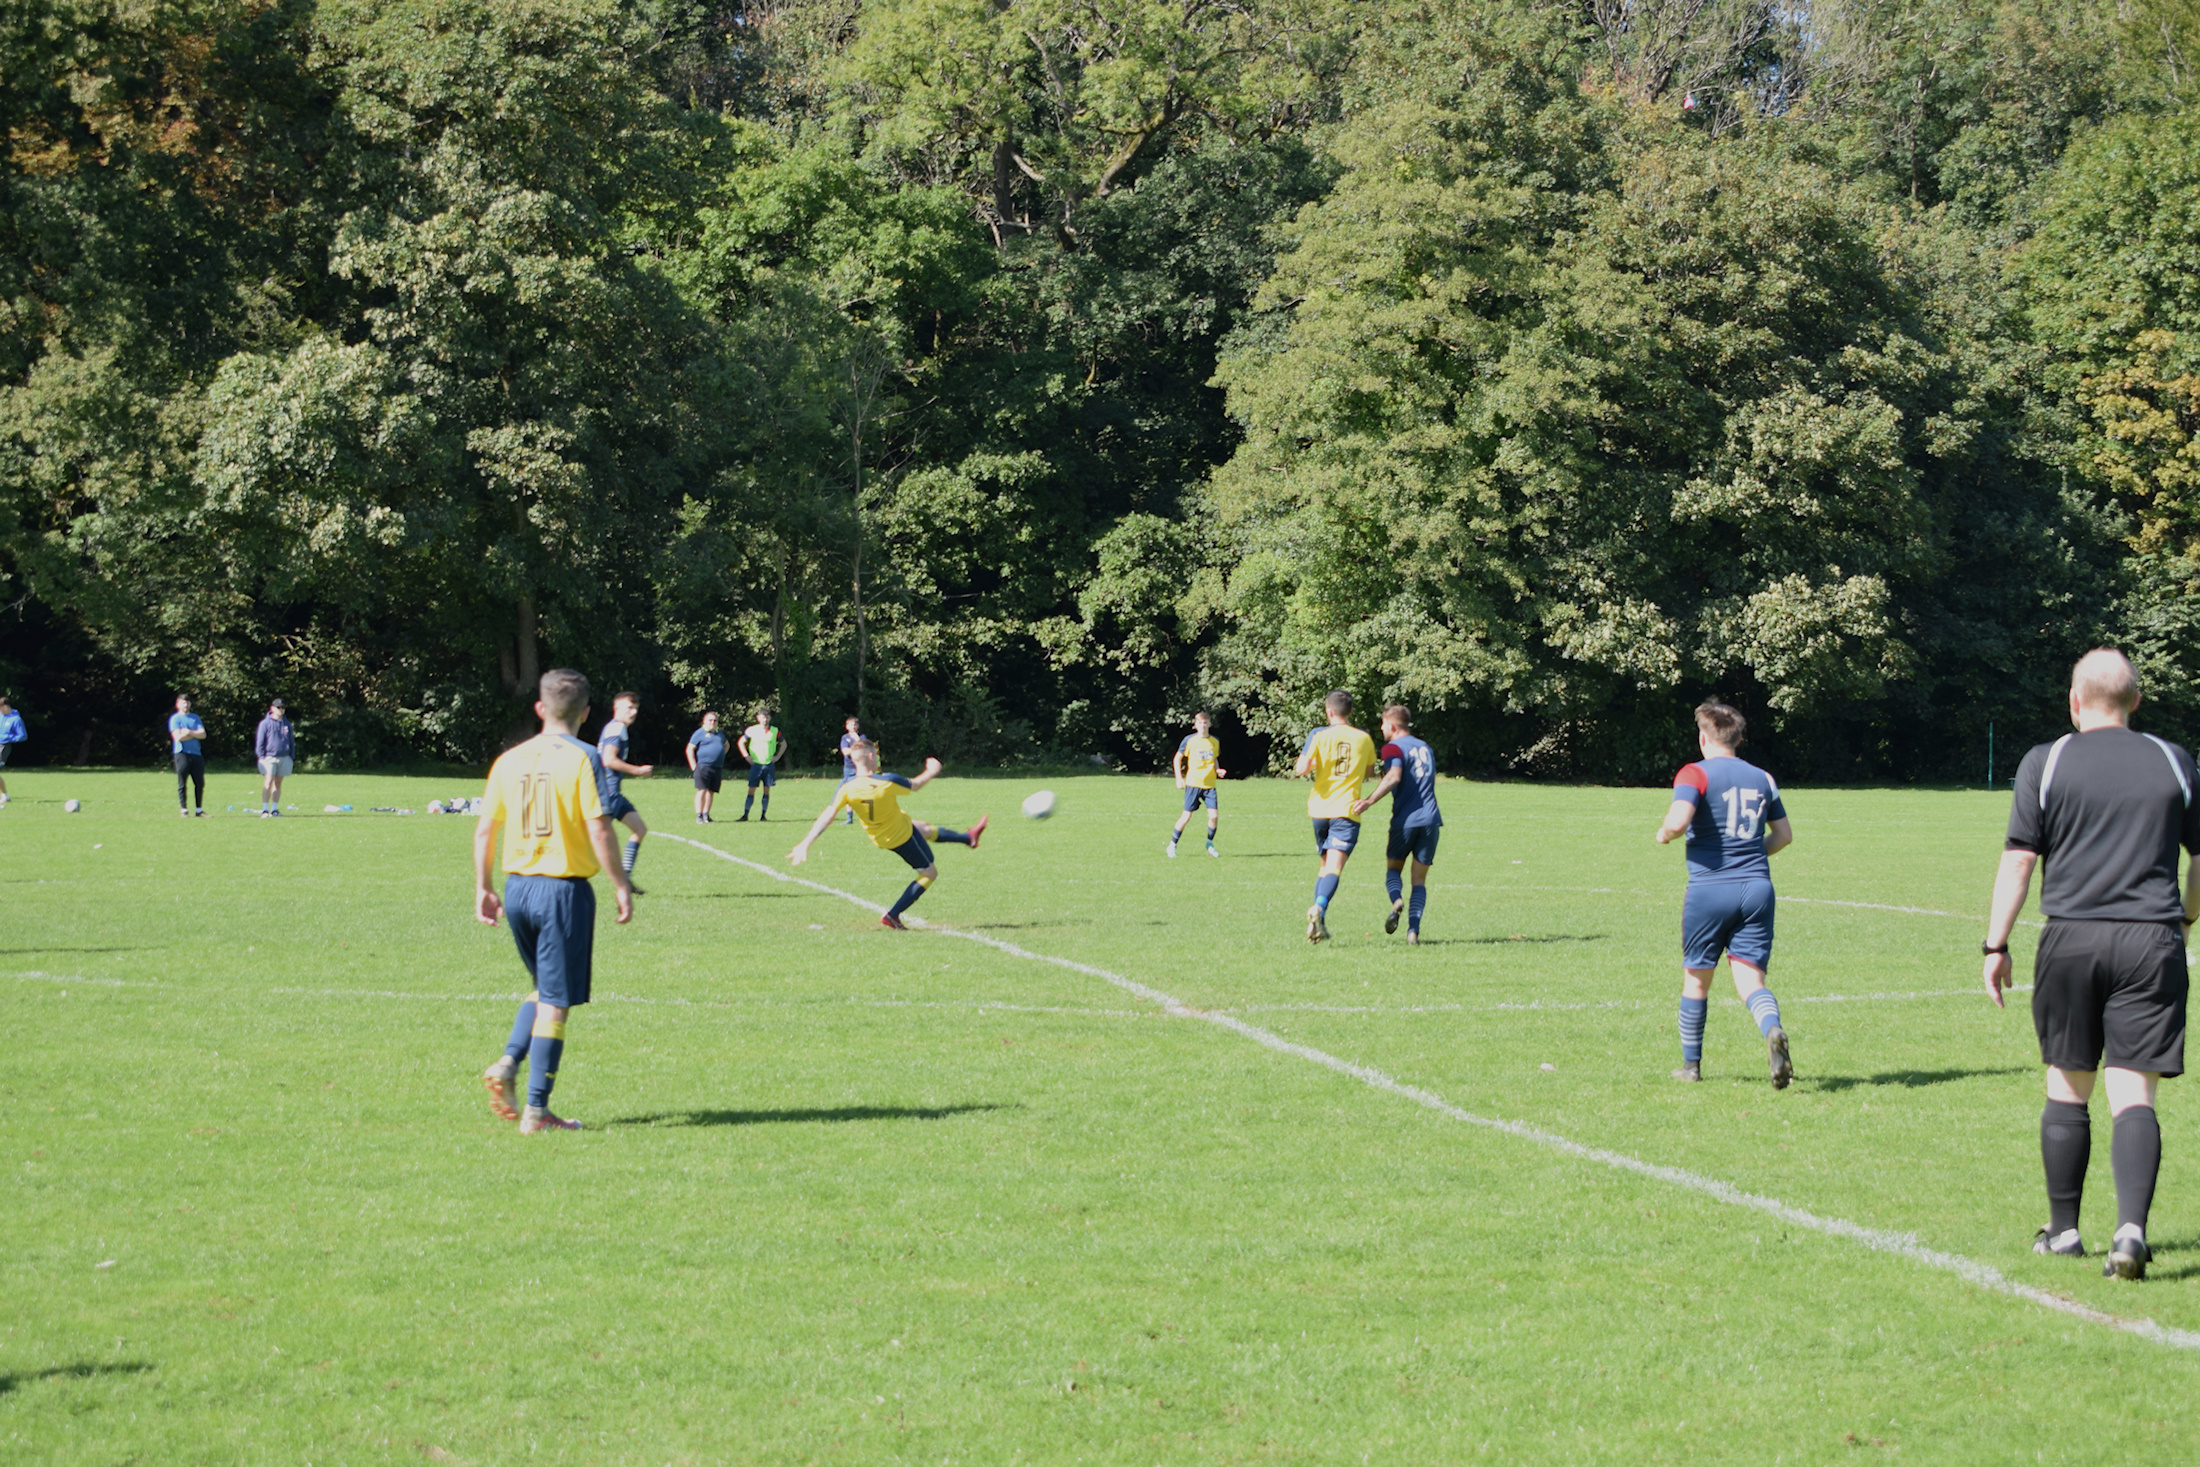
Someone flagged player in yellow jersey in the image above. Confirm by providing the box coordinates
[788,740,990,929]
[1167,710,1227,858]
[1293,689,1380,942]
[476,669,635,1134]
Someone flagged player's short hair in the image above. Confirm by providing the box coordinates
[1695,701,1746,748]
[1324,689,1353,718]
[0,695,11,707]
[850,738,880,770]
[539,668,591,722]
[174,693,190,706]
[613,690,640,706]
[1383,704,1411,728]
[2071,648,2140,713]
[1192,709,1211,722]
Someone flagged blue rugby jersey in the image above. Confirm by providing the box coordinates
[1673,757,1786,884]
[1379,734,1443,829]
[598,719,631,797]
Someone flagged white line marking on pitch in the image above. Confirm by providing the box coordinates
[659,833,2200,1355]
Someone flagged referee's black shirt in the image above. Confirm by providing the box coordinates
[2007,726,2200,922]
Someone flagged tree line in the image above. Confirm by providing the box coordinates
[4,0,2198,778]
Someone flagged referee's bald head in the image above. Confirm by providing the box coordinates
[2071,648,2140,714]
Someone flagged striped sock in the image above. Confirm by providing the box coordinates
[622,839,640,875]
[1746,987,1783,1037]
[1678,996,1707,1063]
[1408,886,1427,933]
[1385,868,1404,904]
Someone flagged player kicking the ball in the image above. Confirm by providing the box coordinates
[1295,689,1380,943]
[477,669,635,1134]
[1656,701,1796,1087]
[1167,711,1226,858]
[789,740,989,929]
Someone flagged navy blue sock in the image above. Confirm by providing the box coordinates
[742,792,754,816]
[760,793,769,816]
[1205,824,1217,846]
[1385,868,1403,904]
[1678,996,1708,1063]
[504,994,538,1064]
[1408,886,1427,933]
[1745,987,1783,1037]
[888,877,931,918]
[526,1015,566,1108]
[934,827,971,845]
[622,838,640,875]
[1314,873,1340,909]
[1170,827,1182,846]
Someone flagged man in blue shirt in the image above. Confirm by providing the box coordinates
[597,692,654,891]
[1352,705,1443,944]
[254,698,295,817]
[1656,701,1797,1087]
[169,694,208,817]
[838,716,866,824]
[0,696,23,807]
[686,711,727,824]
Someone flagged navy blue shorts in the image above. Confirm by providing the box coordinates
[504,873,596,1008]
[1182,785,1218,813]
[1682,879,1775,971]
[892,830,935,871]
[1387,822,1440,866]
[604,792,637,821]
[747,762,776,788]
[1312,817,1361,856]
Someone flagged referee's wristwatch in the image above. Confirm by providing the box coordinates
[1981,940,2010,956]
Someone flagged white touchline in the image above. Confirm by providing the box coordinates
[661,833,2200,1355]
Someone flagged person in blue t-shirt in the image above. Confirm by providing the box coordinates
[686,711,727,824]
[596,692,654,892]
[1352,705,1443,944]
[837,716,866,824]
[0,695,24,807]
[1656,701,1797,1088]
[168,694,208,816]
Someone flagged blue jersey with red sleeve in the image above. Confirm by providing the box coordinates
[1379,734,1443,829]
[1673,757,1786,884]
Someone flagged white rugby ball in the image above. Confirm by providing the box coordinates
[64,798,81,813]
[1021,789,1057,820]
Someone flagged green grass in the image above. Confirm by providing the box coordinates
[5,767,2200,1463]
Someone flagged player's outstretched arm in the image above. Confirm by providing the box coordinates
[473,815,505,926]
[788,802,840,865]
[1654,799,1695,843]
[587,814,635,922]
[1352,766,1402,817]
[906,756,944,792]
[1981,849,2037,1008]
[1764,817,1794,856]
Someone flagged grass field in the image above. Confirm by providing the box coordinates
[7,765,2200,1463]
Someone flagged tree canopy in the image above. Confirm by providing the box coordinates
[3,0,2196,776]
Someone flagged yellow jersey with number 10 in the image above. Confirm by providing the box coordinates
[1303,724,1379,820]
[484,732,609,877]
[836,773,917,850]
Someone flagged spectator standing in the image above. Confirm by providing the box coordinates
[1984,649,2200,1280]
[0,696,23,807]
[837,716,865,825]
[736,708,782,822]
[169,695,207,817]
[255,699,295,817]
[687,711,727,824]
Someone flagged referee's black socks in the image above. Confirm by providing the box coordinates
[2041,1100,2091,1235]
[2113,1105,2162,1241]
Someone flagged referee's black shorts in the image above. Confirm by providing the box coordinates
[2032,918,2189,1077]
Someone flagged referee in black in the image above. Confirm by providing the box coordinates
[1984,649,2200,1279]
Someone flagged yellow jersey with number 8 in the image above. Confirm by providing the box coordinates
[836,773,917,849]
[1303,725,1379,820]
[484,733,610,877]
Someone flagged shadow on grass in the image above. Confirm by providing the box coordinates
[2143,1236,2200,1280]
[657,891,802,900]
[0,1362,153,1395]
[608,1103,1013,1129]
[0,945,151,956]
[1808,1066,2030,1093]
[1451,933,1610,946]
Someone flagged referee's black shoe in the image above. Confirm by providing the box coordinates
[1766,1026,1793,1089]
[2106,1229,2151,1280]
[2033,1226,2086,1258]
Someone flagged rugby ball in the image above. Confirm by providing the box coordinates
[1021,789,1057,820]
[64,798,81,813]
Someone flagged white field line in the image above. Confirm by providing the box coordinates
[658,832,2200,1355]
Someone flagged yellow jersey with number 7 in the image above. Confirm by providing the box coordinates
[1303,724,1379,820]
[835,773,917,849]
[483,733,610,877]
